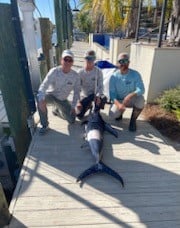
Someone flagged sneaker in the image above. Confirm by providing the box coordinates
[39,126,49,135]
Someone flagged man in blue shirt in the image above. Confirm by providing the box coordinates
[109,52,145,131]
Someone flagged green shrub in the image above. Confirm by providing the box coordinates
[155,85,180,120]
[173,109,180,120]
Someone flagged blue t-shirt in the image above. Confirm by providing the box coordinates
[109,69,145,101]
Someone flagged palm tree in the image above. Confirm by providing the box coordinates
[78,0,179,45]
[75,11,93,34]
[79,0,123,33]
[124,0,139,38]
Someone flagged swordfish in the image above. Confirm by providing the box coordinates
[76,98,124,187]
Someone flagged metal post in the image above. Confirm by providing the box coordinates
[135,0,143,42]
[157,0,167,48]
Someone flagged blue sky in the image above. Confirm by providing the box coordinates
[0,0,80,23]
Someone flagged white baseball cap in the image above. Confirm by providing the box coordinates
[62,49,74,60]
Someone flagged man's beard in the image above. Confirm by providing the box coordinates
[120,65,128,71]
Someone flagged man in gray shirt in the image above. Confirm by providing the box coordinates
[76,50,104,119]
[37,49,80,134]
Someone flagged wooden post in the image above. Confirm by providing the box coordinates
[39,60,48,81]
[62,0,69,48]
[54,0,64,63]
[67,3,73,47]
[0,183,11,227]
[0,3,32,165]
[39,18,52,71]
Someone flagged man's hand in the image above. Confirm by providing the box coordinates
[95,96,101,105]
[38,100,47,113]
[76,102,82,113]
[123,93,136,106]
[117,103,126,112]
[114,99,126,112]
[71,108,76,116]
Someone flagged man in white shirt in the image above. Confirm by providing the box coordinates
[37,49,80,134]
[76,50,104,119]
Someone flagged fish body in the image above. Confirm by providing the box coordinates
[77,108,124,187]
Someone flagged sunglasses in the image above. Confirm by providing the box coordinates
[85,56,95,61]
[118,59,129,64]
[64,57,73,63]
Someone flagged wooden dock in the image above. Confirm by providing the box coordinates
[7,105,180,228]
[7,42,180,227]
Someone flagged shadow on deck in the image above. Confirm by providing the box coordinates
[8,104,180,227]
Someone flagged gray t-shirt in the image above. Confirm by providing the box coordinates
[37,66,80,108]
[78,66,103,98]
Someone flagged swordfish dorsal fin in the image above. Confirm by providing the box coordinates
[76,161,124,187]
[104,123,118,138]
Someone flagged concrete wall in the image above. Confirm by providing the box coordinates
[89,34,180,103]
[130,44,155,102]
[90,41,109,61]
[89,34,132,63]
[130,43,180,102]
[109,38,132,65]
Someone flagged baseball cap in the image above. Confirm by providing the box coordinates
[84,50,96,61]
[62,49,74,60]
[117,52,129,61]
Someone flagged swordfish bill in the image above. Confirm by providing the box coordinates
[77,105,124,187]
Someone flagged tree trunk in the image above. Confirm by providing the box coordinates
[127,0,139,38]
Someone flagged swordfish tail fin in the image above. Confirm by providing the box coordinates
[76,161,124,187]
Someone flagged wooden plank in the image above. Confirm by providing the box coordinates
[9,205,180,226]
[14,191,180,210]
[8,42,180,228]
[9,221,180,228]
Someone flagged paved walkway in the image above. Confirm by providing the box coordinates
[7,42,180,228]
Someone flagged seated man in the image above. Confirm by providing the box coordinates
[76,50,104,119]
[37,49,80,135]
[109,52,145,132]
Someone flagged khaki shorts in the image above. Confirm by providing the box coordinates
[109,95,145,119]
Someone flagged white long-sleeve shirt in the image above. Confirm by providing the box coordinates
[37,66,80,108]
[78,66,104,98]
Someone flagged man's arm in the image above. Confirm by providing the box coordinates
[37,67,56,101]
[72,73,81,109]
[110,75,126,112]
[37,67,56,112]
[123,71,145,106]
[96,68,104,96]
[134,71,145,96]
